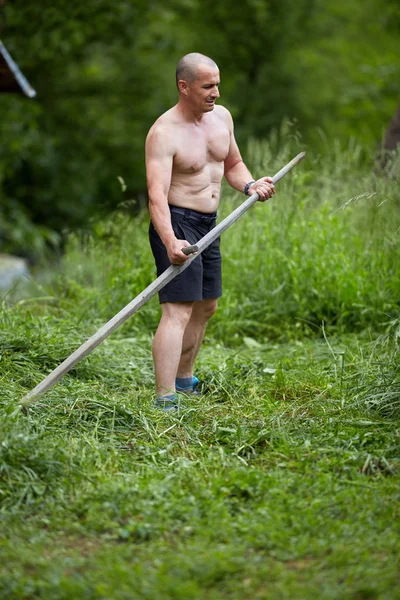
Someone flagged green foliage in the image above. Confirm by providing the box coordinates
[220,138,400,339]
[292,0,400,147]
[0,0,399,255]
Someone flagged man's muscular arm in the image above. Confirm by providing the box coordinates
[222,110,275,201]
[146,126,191,264]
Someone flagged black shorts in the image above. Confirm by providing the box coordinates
[149,206,222,303]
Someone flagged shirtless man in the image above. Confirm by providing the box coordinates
[146,53,275,409]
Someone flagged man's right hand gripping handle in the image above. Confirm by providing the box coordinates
[166,238,197,264]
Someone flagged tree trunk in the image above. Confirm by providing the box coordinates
[383,100,400,152]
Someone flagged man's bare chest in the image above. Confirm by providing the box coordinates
[173,126,230,174]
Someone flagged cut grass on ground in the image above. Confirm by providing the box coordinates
[1,326,399,599]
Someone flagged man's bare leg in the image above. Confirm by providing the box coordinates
[177,298,218,378]
[152,301,193,397]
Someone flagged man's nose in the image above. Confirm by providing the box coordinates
[212,86,220,98]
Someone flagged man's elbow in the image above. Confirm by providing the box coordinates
[148,188,168,209]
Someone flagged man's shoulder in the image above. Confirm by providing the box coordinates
[213,104,233,127]
[146,109,181,157]
[214,104,232,119]
[148,106,180,134]
[214,104,231,117]
[147,108,181,147]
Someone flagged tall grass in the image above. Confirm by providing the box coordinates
[19,135,399,344]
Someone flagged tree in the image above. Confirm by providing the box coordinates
[0,0,398,257]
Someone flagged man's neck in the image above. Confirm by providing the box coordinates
[176,100,206,124]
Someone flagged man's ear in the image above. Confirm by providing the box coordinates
[178,79,189,95]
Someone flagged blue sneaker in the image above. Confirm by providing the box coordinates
[175,376,200,395]
[154,394,178,411]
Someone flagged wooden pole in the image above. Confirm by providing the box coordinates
[20,152,305,405]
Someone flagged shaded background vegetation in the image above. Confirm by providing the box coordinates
[0,0,399,257]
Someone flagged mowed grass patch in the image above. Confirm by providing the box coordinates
[1,323,399,598]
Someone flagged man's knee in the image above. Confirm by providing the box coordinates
[195,298,218,322]
[161,302,194,328]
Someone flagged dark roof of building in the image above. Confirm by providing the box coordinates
[0,39,36,97]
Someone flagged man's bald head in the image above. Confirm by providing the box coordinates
[176,53,218,88]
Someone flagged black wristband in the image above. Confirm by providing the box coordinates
[244,180,256,196]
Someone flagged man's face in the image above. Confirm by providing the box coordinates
[185,65,220,112]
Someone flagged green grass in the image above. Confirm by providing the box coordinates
[1,140,399,599]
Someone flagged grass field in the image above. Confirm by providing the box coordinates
[1,141,400,599]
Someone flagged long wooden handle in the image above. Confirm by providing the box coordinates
[20,152,305,405]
